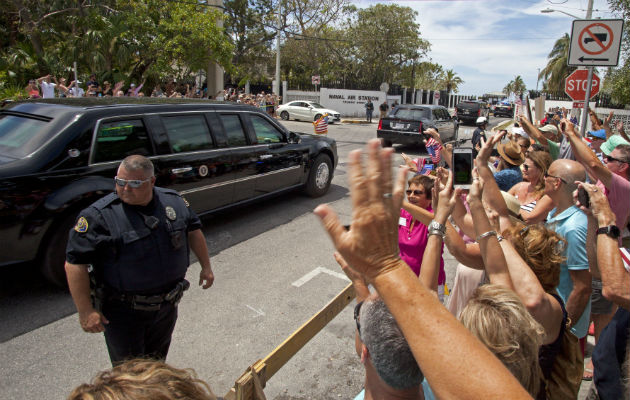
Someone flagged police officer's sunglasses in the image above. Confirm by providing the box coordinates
[114,176,151,188]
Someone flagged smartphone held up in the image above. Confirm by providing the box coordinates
[452,148,474,189]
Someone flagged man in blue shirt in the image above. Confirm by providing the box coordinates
[494,140,524,191]
[543,159,592,344]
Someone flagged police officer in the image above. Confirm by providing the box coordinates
[65,155,214,365]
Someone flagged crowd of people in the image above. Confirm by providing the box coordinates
[65,107,629,399]
[23,74,281,111]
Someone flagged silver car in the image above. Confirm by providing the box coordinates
[277,101,341,123]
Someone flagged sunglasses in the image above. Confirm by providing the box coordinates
[523,164,530,171]
[114,176,151,188]
[354,301,364,336]
[544,172,567,184]
[605,154,627,164]
[406,189,425,196]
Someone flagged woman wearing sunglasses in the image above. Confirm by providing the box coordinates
[508,150,555,224]
[398,175,447,301]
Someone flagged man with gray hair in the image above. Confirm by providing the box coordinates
[335,253,425,400]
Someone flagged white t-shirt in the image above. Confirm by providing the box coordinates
[41,81,56,98]
[69,87,85,97]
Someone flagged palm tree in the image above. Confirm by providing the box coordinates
[512,75,527,98]
[539,33,575,93]
[441,69,463,94]
[504,76,526,100]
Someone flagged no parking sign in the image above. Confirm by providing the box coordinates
[568,19,624,66]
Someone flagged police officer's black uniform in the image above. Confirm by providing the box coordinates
[66,187,201,364]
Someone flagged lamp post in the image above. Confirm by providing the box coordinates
[540,8,582,19]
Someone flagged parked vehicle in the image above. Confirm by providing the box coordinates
[277,101,341,124]
[376,104,458,148]
[0,98,338,286]
[493,103,514,118]
[455,100,490,125]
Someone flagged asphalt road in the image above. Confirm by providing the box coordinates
[6,115,592,400]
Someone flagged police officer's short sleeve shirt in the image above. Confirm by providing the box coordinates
[66,206,113,265]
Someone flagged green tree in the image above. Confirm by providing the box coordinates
[440,69,463,94]
[413,62,443,90]
[346,3,430,89]
[504,76,526,99]
[602,0,630,104]
[539,33,575,93]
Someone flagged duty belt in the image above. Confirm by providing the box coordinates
[107,279,190,311]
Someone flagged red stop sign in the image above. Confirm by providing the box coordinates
[565,70,600,101]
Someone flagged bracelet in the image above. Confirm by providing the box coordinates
[496,234,504,242]
[476,230,497,242]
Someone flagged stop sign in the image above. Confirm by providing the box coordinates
[565,70,600,101]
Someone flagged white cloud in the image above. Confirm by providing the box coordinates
[358,0,614,95]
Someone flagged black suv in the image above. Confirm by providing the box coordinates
[493,103,514,118]
[377,105,458,148]
[455,100,490,125]
[0,98,337,286]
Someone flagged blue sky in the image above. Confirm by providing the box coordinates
[357,0,617,96]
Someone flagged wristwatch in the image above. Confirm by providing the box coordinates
[428,220,446,239]
[596,225,620,239]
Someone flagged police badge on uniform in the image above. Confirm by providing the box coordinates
[74,216,88,233]
[165,206,177,221]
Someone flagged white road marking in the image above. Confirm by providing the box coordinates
[245,304,265,317]
[292,267,350,287]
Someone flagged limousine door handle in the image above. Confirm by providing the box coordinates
[259,155,273,160]
[171,167,193,174]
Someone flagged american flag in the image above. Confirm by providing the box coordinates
[425,137,442,164]
[313,114,328,135]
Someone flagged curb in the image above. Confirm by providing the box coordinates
[341,120,373,124]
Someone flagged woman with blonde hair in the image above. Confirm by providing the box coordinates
[508,150,554,223]
[460,284,545,397]
[68,359,217,400]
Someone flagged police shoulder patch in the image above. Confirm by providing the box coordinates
[74,216,89,233]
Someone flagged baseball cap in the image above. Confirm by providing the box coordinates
[587,129,607,140]
[130,83,136,87]
[600,135,630,155]
[539,124,558,136]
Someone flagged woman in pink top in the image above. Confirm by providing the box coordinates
[399,175,446,299]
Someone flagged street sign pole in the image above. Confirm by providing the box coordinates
[579,66,594,136]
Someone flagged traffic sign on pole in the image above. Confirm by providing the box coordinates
[568,19,624,66]
[565,69,600,101]
[311,75,320,85]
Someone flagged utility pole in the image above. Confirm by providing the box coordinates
[274,1,281,97]
[579,0,595,136]
[206,0,224,99]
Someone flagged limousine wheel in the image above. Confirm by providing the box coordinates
[305,154,332,197]
[280,111,289,120]
[41,212,78,287]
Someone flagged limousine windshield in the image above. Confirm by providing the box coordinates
[0,114,50,159]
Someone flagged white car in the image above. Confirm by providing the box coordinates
[277,101,341,124]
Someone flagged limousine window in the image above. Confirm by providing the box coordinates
[93,119,153,163]
[0,114,48,158]
[250,115,283,143]
[219,114,248,147]
[163,115,213,153]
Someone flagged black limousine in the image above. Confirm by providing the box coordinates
[0,98,337,286]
